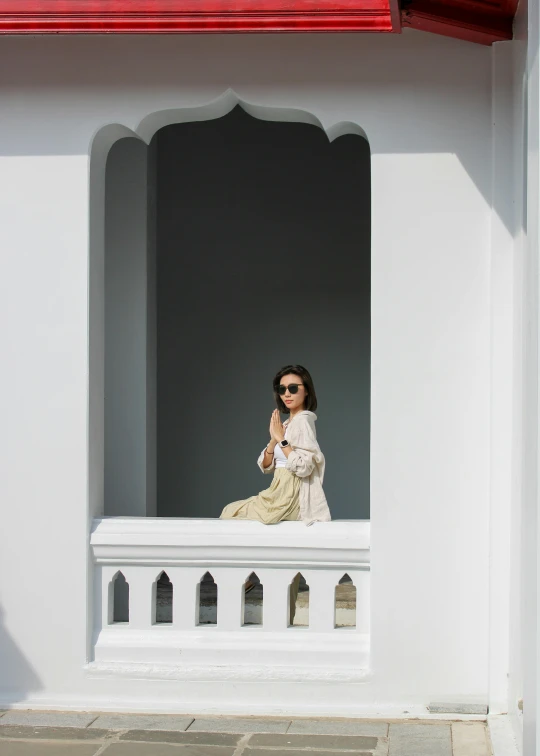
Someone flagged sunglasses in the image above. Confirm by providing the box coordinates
[277,383,304,395]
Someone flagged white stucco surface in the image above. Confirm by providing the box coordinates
[499,6,527,752]
[0,29,514,715]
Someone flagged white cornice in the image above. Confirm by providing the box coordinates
[90,517,370,569]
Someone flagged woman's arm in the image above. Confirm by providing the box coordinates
[285,448,316,478]
[283,418,320,478]
[262,440,277,469]
[257,444,275,473]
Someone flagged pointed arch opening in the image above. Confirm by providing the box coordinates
[110,571,129,624]
[243,572,263,626]
[335,573,357,628]
[289,573,309,627]
[198,571,218,626]
[154,571,173,624]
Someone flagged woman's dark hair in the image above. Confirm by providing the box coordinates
[272,365,318,414]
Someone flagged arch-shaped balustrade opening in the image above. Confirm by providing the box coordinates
[154,571,173,624]
[198,572,218,626]
[100,101,371,521]
[335,573,357,628]
[243,572,263,626]
[110,571,129,624]
[289,573,309,627]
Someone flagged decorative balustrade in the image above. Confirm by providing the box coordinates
[89,517,370,681]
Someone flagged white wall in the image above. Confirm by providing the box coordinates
[501,3,527,750]
[512,0,540,750]
[0,30,501,713]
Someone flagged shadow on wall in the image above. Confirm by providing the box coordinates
[0,604,42,706]
[5,36,498,232]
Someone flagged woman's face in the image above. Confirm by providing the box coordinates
[279,373,306,413]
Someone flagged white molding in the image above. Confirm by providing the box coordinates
[90,517,371,569]
[84,659,372,683]
[91,627,370,671]
[0,697,490,719]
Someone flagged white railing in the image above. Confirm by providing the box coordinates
[89,517,370,682]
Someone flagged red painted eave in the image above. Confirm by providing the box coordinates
[401,0,516,44]
[0,0,397,34]
[0,0,517,42]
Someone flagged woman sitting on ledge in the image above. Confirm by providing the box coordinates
[220,364,331,527]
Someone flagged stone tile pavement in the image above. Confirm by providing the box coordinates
[0,711,491,755]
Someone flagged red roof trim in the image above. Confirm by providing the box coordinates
[0,0,397,34]
[0,0,518,42]
[402,0,514,44]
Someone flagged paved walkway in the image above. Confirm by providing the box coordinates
[0,711,491,756]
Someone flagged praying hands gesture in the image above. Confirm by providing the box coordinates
[263,409,292,468]
[269,409,285,444]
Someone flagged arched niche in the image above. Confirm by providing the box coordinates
[89,92,371,521]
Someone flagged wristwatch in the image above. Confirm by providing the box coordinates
[279,439,289,448]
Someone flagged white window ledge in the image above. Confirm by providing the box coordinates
[90,517,370,568]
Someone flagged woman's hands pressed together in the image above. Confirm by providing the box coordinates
[269,409,285,444]
[263,409,292,469]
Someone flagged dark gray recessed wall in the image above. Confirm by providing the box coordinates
[104,137,155,517]
[155,106,370,520]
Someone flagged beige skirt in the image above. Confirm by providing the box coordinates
[220,467,301,524]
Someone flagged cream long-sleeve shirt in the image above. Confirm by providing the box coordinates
[256,410,331,526]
